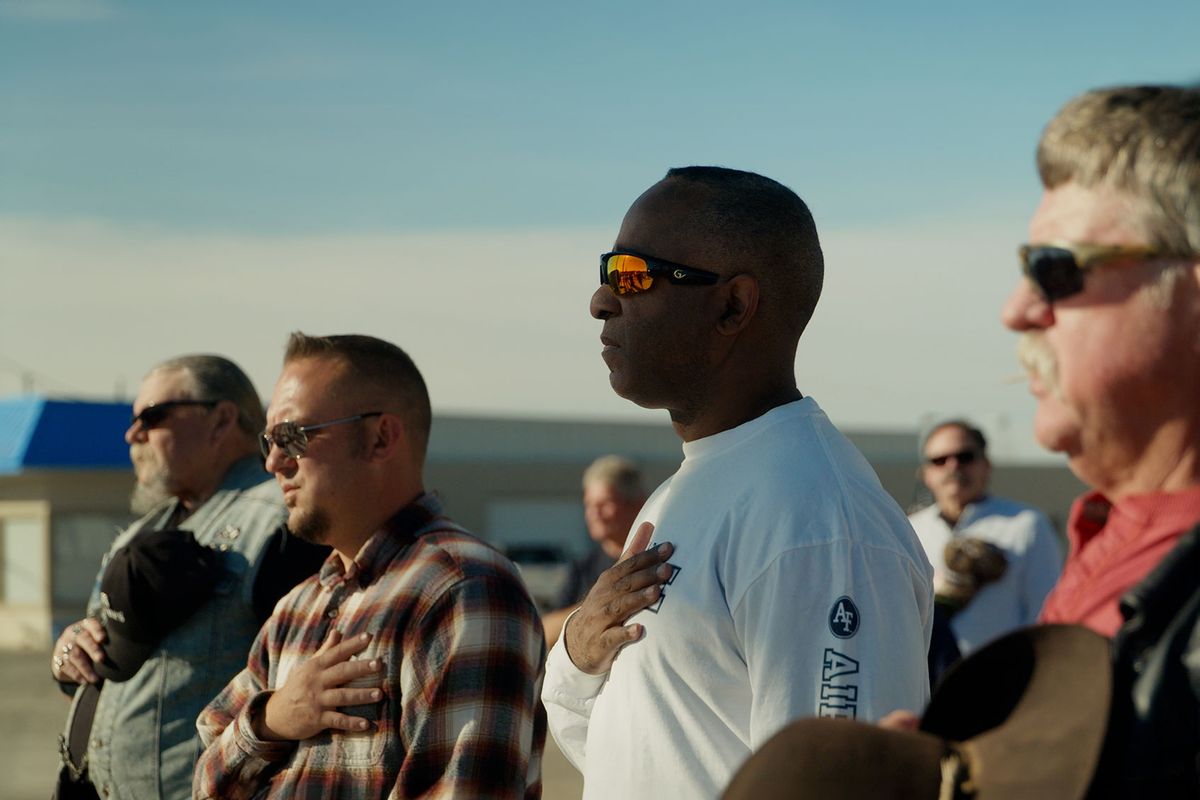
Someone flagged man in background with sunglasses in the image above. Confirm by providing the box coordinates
[542,166,933,799]
[998,85,1200,794]
[908,419,1061,658]
[196,333,545,799]
[50,354,326,800]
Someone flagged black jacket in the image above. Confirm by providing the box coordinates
[1089,524,1200,797]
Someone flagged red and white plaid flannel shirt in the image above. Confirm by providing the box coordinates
[194,494,546,799]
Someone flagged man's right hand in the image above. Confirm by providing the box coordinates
[51,618,106,686]
[879,710,920,731]
[258,630,383,742]
[563,521,674,675]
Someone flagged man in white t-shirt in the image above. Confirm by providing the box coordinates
[909,419,1062,656]
[541,166,934,799]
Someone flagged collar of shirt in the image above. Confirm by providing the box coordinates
[937,494,993,530]
[316,492,447,590]
[1067,485,1200,557]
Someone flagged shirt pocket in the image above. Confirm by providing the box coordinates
[333,652,390,767]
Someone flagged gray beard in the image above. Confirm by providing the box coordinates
[130,474,173,516]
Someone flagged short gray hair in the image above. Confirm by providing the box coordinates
[1038,85,1200,257]
[152,354,265,440]
[582,455,645,500]
[921,419,988,457]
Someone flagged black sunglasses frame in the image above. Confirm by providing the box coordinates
[259,412,383,460]
[600,250,721,295]
[925,449,981,468]
[130,400,218,430]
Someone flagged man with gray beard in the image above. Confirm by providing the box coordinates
[997,85,1200,795]
[50,355,325,800]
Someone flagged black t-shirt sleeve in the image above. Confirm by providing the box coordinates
[250,529,329,622]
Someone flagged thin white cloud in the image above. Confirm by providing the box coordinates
[0,213,1055,461]
[0,0,114,21]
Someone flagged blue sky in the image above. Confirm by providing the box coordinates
[2,0,1198,459]
[6,1,1196,232]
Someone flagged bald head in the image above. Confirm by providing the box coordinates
[655,166,825,341]
[594,167,819,438]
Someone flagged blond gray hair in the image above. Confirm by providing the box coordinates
[582,455,645,500]
[1038,85,1200,257]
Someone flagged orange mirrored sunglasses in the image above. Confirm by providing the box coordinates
[600,250,721,295]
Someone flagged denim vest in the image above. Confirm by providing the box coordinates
[71,457,286,800]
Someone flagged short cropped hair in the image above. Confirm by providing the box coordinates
[1038,85,1200,256]
[663,166,825,339]
[582,455,645,500]
[153,354,264,441]
[921,419,988,456]
[283,332,432,462]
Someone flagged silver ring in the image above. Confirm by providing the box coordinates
[53,655,64,670]
[62,642,74,655]
[71,624,83,635]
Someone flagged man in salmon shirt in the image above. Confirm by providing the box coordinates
[1000,84,1200,793]
[1001,85,1200,636]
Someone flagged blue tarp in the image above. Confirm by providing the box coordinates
[0,396,132,474]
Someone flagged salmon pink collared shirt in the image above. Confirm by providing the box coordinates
[1039,486,1200,636]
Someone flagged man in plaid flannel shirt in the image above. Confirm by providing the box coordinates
[194,332,546,799]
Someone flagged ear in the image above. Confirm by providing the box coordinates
[715,273,759,336]
[365,413,406,463]
[209,401,239,443]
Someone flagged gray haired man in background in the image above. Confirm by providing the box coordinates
[542,455,647,648]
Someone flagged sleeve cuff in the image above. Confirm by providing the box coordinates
[232,691,298,766]
[542,632,608,712]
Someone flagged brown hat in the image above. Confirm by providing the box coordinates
[722,624,1112,800]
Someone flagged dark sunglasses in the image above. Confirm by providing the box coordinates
[1018,242,1180,302]
[259,412,382,459]
[130,400,217,430]
[925,449,980,468]
[600,250,721,296]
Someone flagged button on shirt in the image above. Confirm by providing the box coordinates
[194,494,547,800]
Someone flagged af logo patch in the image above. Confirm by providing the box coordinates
[828,596,859,639]
[644,541,681,614]
[644,563,681,614]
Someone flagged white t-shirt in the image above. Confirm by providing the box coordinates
[909,496,1062,654]
[542,398,933,800]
